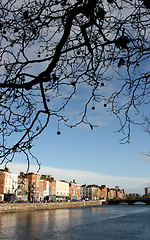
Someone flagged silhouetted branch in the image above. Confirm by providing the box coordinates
[0,0,150,168]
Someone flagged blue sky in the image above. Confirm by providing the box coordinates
[2,0,150,195]
[8,106,150,195]
[3,56,150,195]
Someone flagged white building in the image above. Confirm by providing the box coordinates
[4,172,18,194]
[80,184,89,200]
[87,185,100,201]
[55,180,69,201]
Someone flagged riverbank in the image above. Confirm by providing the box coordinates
[0,200,106,213]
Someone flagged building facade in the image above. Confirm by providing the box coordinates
[49,180,56,201]
[17,172,28,201]
[55,180,69,201]
[145,187,150,196]
[107,188,116,199]
[116,189,125,199]
[39,179,50,201]
[99,185,108,199]
[26,172,40,202]
[0,171,5,195]
[0,169,18,195]
[69,180,81,201]
[80,184,90,200]
[87,185,100,200]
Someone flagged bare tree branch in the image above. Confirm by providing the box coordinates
[0,0,150,167]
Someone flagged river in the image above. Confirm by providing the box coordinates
[0,204,150,240]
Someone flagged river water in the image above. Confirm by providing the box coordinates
[0,204,150,240]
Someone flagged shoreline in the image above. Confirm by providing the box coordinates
[0,200,106,214]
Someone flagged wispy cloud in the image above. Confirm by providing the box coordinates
[140,152,150,162]
[4,162,150,195]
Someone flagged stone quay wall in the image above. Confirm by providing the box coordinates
[0,200,106,214]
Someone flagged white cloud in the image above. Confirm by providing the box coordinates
[3,162,149,195]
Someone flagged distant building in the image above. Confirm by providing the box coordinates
[26,172,40,202]
[39,179,44,201]
[99,185,108,199]
[49,180,56,201]
[81,184,89,200]
[0,167,129,202]
[69,180,81,201]
[0,168,18,195]
[116,189,125,199]
[0,168,18,202]
[17,172,28,201]
[44,180,50,200]
[107,188,116,199]
[0,171,5,201]
[55,180,69,201]
[145,187,150,196]
[40,175,54,182]
[39,179,49,202]
[87,185,100,200]
[0,171,5,195]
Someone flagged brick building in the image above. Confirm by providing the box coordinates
[26,172,40,202]
[17,172,28,201]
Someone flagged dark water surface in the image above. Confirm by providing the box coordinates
[0,204,150,240]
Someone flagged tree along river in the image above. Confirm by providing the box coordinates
[0,204,150,240]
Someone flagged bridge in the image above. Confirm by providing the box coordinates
[108,197,150,205]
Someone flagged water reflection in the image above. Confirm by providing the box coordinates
[0,207,108,239]
[0,205,150,240]
[0,208,82,240]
